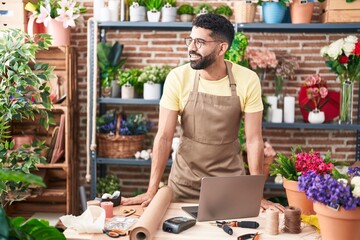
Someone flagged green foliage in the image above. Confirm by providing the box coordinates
[145,0,164,11]
[138,65,172,84]
[194,3,214,14]
[0,208,65,240]
[177,4,194,15]
[225,32,249,67]
[214,5,233,17]
[0,28,53,207]
[269,151,299,181]
[128,0,146,6]
[97,175,121,196]
[164,0,176,7]
[97,41,126,87]
[118,68,142,86]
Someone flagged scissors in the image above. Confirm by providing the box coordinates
[103,229,126,238]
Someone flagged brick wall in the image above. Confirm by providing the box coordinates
[73,1,358,199]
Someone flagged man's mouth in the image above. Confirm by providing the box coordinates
[189,53,201,61]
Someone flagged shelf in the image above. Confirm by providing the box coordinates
[262,121,360,130]
[98,98,160,105]
[98,22,360,33]
[97,157,173,166]
[36,163,68,169]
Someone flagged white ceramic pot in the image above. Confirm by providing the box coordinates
[308,109,325,124]
[121,84,135,99]
[143,82,161,100]
[129,4,146,22]
[147,10,161,22]
[180,14,193,22]
[161,5,177,22]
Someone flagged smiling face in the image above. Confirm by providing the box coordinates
[188,27,222,70]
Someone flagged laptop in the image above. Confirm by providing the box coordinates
[182,175,266,222]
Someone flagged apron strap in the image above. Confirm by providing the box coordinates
[225,61,237,97]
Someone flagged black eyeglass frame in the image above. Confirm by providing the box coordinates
[184,37,222,49]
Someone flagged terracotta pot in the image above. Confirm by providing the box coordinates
[12,135,35,150]
[46,19,70,46]
[314,202,360,240]
[283,178,315,215]
[290,0,314,24]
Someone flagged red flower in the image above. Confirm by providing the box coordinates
[338,55,349,64]
[354,41,360,56]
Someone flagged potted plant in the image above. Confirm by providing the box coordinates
[138,65,171,100]
[97,41,126,98]
[290,0,315,24]
[176,4,195,22]
[118,68,142,99]
[194,3,214,16]
[214,4,233,19]
[298,166,360,240]
[0,29,66,239]
[145,0,165,22]
[233,0,257,23]
[257,0,291,23]
[274,55,299,99]
[25,0,86,46]
[97,175,121,197]
[129,0,147,22]
[269,146,344,214]
[161,0,177,22]
[96,112,152,158]
[225,32,249,67]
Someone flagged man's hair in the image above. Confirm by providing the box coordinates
[192,13,234,50]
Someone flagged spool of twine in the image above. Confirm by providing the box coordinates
[265,208,279,235]
[284,206,301,234]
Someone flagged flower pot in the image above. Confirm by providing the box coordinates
[234,1,256,23]
[111,80,121,98]
[290,0,314,24]
[179,14,193,22]
[314,202,360,240]
[161,5,177,22]
[283,178,315,215]
[147,10,161,22]
[308,109,325,124]
[129,4,146,22]
[45,19,70,46]
[262,2,286,24]
[121,84,135,99]
[102,86,112,98]
[143,82,161,100]
[12,135,35,150]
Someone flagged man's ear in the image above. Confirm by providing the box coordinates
[218,42,229,56]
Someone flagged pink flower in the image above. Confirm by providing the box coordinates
[36,5,51,27]
[303,74,329,111]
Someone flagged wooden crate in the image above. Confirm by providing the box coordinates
[0,0,29,31]
[320,0,360,23]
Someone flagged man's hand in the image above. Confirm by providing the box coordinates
[121,191,157,207]
[260,199,285,213]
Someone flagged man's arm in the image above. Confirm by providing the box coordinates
[244,111,264,175]
[121,106,178,206]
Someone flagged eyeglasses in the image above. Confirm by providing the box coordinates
[237,233,260,240]
[184,37,221,49]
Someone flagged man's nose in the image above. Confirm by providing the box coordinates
[188,40,197,51]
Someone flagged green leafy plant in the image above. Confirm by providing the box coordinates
[225,32,249,67]
[97,175,121,196]
[118,68,143,95]
[177,4,195,15]
[0,29,53,207]
[128,0,146,6]
[163,0,176,7]
[194,3,214,14]
[145,0,164,11]
[138,65,172,84]
[214,4,233,17]
[97,41,126,88]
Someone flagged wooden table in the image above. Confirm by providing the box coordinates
[64,203,321,240]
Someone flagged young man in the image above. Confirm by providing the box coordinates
[122,13,284,212]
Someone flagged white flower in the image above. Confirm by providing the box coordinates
[352,186,360,198]
[343,42,356,57]
[320,46,329,57]
[337,178,348,187]
[327,38,344,59]
[351,176,360,187]
[344,35,358,45]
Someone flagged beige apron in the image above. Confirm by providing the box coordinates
[168,62,245,202]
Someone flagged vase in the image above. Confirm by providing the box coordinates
[129,4,146,22]
[179,14,193,22]
[262,2,286,24]
[308,109,325,124]
[147,10,161,22]
[121,84,135,99]
[290,0,314,24]
[314,202,360,240]
[339,80,353,124]
[143,82,161,100]
[101,86,112,98]
[45,19,70,46]
[161,5,177,22]
[283,178,315,215]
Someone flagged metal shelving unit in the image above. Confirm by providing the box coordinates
[88,21,360,198]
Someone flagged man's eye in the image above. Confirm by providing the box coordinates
[197,40,205,45]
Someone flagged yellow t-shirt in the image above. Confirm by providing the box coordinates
[160,61,263,114]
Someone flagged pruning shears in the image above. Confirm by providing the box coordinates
[103,229,126,238]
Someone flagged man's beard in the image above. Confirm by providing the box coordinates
[189,50,217,70]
